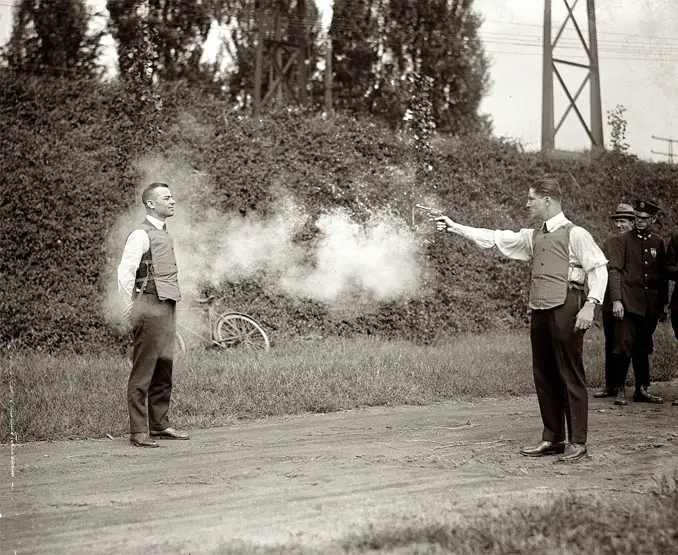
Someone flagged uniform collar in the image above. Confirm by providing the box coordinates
[635,228,652,240]
[146,214,166,231]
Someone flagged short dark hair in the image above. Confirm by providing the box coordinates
[141,182,170,206]
[531,177,562,202]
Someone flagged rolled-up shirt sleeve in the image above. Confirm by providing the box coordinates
[447,222,533,261]
[117,230,149,318]
[570,227,608,303]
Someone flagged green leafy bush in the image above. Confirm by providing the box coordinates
[2,74,678,352]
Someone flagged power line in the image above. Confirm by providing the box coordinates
[484,49,678,63]
[652,135,677,163]
[482,18,678,42]
[480,38,678,57]
[481,34,678,51]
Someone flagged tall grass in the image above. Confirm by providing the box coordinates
[1,327,675,443]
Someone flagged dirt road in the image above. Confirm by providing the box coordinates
[2,394,678,554]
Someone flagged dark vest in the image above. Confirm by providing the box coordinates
[529,224,577,310]
[134,220,181,302]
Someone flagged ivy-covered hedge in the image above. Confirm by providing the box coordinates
[2,75,678,352]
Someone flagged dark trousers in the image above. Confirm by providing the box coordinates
[612,312,659,391]
[128,294,176,434]
[671,310,678,340]
[602,310,617,394]
[530,289,588,444]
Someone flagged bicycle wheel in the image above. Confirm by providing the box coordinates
[215,313,270,351]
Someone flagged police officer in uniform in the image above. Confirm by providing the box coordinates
[435,178,608,463]
[594,203,636,399]
[117,182,189,447]
[607,199,667,405]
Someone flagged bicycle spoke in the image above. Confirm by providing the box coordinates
[215,314,270,352]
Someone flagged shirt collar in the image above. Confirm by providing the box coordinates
[146,214,166,230]
[542,212,569,232]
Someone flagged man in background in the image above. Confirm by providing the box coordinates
[663,230,678,406]
[117,182,189,447]
[607,200,667,406]
[435,177,608,463]
[594,203,636,399]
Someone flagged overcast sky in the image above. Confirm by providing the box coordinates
[1,0,676,161]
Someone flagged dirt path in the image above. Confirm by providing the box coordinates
[2,394,678,555]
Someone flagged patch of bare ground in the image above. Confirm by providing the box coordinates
[2,393,678,554]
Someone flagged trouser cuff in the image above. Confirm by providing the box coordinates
[542,430,565,443]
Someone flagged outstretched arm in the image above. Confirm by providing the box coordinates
[435,215,533,261]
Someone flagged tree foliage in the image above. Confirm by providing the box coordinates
[328,0,379,113]
[106,0,216,83]
[1,0,104,77]
[222,0,321,109]
[330,0,490,134]
[607,104,630,155]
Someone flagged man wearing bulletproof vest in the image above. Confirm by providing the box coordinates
[434,177,608,463]
[607,199,667,406]
[117,182,189,447]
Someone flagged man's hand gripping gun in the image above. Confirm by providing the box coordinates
[415,204,453,233]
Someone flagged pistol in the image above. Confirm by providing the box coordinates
[415,204,444,217]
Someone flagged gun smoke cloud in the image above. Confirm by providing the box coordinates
[104,154,424,321]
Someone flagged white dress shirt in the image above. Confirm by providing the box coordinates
[446,212,609,303]
[117,215,165,318]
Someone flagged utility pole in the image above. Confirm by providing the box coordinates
[253,1,265,116]
[252,0,309,116]
[324,40,333,114]
[651,135,677,164]
[541,0,604,153]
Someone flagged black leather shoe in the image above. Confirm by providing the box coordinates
[614,385,627,405]
[593,388,615,398]
[520,441,566,457]
[614,391,627,406]
[633,387,663,404]
[130,433,159,448]
[672,399,678,406]
[150,427,190,440]
[555,443,587,463]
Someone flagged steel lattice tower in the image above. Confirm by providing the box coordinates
[542,0,604,153]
